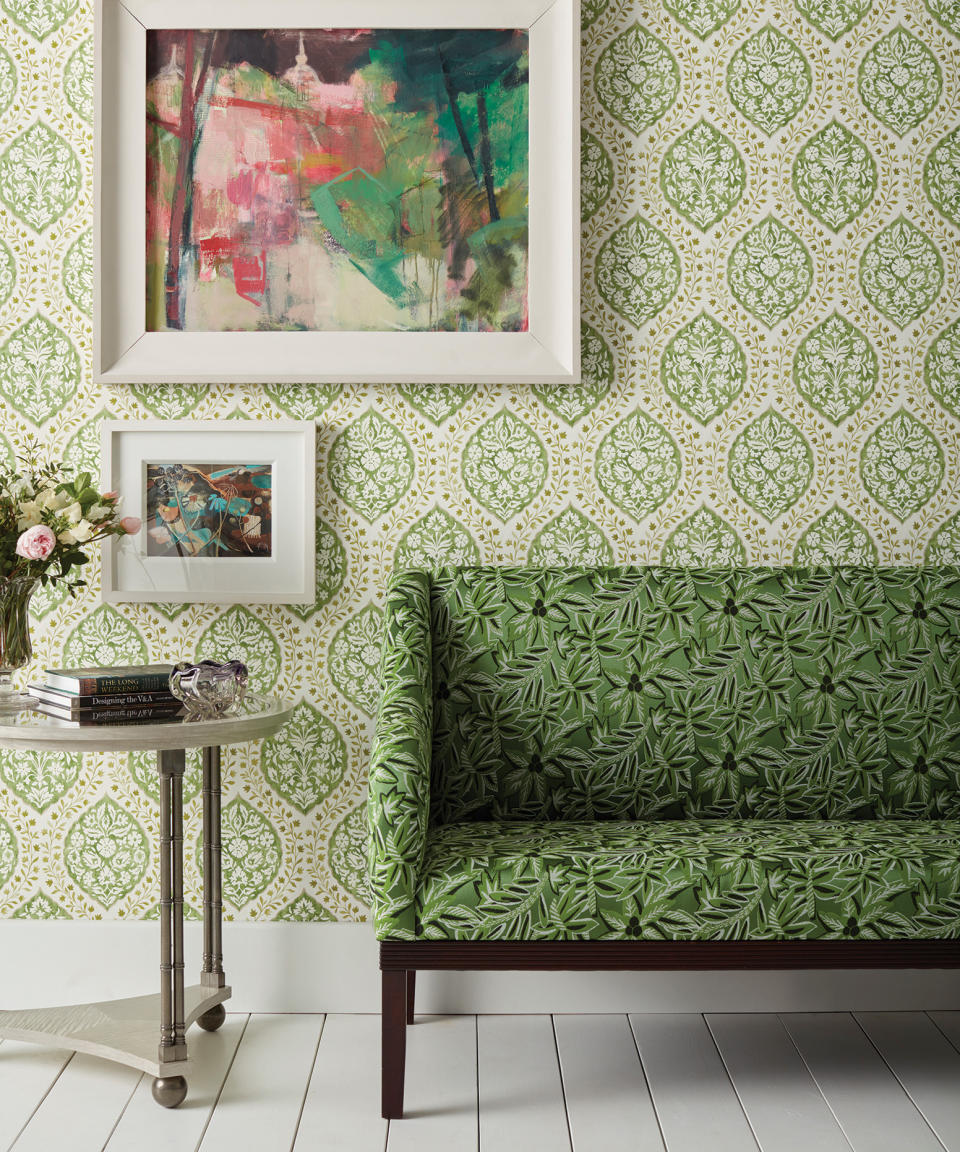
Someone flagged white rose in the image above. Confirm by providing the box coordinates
[16,500,43,529]
[72,519,95,543]
[57,527,78,544]
[87,503,113,522]
[40,487,70,511]
[64,501,84,523]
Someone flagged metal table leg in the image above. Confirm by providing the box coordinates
[198,745,227,1033]
[153,747,188,1108]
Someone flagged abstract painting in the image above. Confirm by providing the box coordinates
[145,463,273,558]
[145,28,530,333]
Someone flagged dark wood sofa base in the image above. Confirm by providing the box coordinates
[380,940,960,1119]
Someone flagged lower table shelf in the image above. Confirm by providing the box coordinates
[0,984,232,1078]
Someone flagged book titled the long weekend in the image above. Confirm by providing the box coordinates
[43,664,174,695]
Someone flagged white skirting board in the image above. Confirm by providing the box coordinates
[1,921,958,1013]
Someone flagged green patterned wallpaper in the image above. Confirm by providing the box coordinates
[0,0,958,922]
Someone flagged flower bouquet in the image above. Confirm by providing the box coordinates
[0,451,140,705]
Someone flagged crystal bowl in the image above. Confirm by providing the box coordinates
[169,659,248,718]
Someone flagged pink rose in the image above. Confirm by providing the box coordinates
[120,516,142,535]
[15,524,57,561]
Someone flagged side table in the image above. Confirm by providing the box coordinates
[0,694,293,1107]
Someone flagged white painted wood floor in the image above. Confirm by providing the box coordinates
[2,1011,960,1151]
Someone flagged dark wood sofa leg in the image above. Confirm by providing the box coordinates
[382,969,407,1119]
[406,970,416,1025]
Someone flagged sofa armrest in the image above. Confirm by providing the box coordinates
[368,570,434,940]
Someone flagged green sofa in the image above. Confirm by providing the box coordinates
[368,565,960,1117]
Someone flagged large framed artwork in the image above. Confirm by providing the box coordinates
[95,0,579,384]
[101,421,316,603]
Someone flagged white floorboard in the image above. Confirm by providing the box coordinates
[104,1016,247,1152]
[478,1015,570,1152]
[855,1011,960,1151]
[2,1011,958,1151]
[196,1014,323,1152]
[0,1041,72,1151]
[629,1013,759,1152]
[388,1015,478,1152]
[554,1014,665,1152]
[781,1013,944,1152]
[294,1013,387,1152]
[707,1013,852,1152]
[9,1053,140,1152]
[929,1011,960,1054]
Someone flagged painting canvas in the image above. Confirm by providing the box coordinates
[145,462,273,557]
[145,28,530,334]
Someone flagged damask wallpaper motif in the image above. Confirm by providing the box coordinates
[0,0,957,921]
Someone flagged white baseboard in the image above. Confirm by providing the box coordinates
[2,921,958,1013]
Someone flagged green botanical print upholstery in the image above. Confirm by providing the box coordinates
[430,567,960,822]
[416,820,960,941]
[368,572,433,938]
[369,566,960,941]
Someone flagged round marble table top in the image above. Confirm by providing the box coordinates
[0,693,294,752]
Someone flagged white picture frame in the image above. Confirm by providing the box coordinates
[94,0,580,385]
[101,420,316,603]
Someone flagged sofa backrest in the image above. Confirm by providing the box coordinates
[426,566,960,823]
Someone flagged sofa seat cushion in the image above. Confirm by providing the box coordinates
[414,819,960,941]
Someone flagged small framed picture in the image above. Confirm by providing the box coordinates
[101,420,315,603]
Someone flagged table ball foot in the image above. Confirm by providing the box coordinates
[197,1003,227,1032]
[152,1076,188,1108]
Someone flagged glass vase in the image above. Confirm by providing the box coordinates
[0,576,39,709]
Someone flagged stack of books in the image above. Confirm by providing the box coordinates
[28,665,182,726]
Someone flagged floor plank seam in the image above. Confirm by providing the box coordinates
[7,1050,74,1152]
[98,1071,145,1152]
[779,1013,857,1152]
[288,1015,325,1152]
[193,1014,251,1152]
[625,1016,670,1152]
[850,1014,950,1152]
[777,1013,865,1152]
[703,1015,767,1152]
[474,1015,480,1152]
[925,1013,960,1059]
[549,1016,575,1152]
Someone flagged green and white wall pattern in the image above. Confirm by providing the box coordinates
[0,0,958,922]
